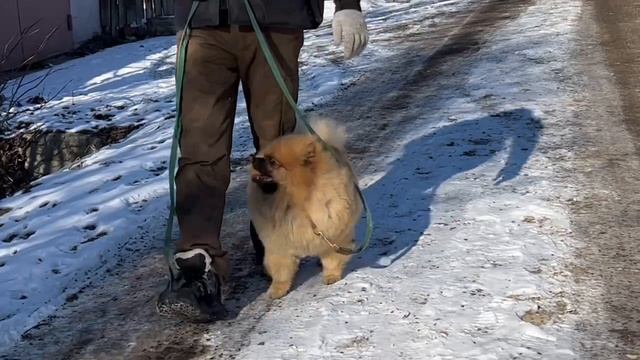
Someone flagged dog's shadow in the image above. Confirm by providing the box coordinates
[293,108,542,288]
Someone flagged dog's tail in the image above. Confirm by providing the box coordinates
[309,118,347,150]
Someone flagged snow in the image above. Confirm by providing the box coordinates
[1,0,586,357]
[0,0,475,348]
[233,0,584,358]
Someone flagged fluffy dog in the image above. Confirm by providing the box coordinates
[248,119,362,299]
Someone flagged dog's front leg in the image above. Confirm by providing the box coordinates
[320,252,351,285]
[265,253,299,299]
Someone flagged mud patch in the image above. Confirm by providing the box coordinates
[521,308,553,326]
[82,224,97,231]
[81,231,108,244]
[20,230,35,240]
[2,233,18,243]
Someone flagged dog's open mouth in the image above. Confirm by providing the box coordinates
[252,173,278,194]
[252,174,275,184]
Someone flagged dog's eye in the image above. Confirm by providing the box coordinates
[268,157,279,168]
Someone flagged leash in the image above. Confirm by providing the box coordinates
[165,1,373,278]
[303,212,363,256]
[164,1,200,284]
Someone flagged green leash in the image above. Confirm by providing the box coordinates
[164,1,199,279]
[166,0,374,275]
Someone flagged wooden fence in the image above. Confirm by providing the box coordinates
[100,0,175,38]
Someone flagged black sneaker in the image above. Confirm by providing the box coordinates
[156,249,228,322]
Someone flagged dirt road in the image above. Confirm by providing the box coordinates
[567,0,640,358]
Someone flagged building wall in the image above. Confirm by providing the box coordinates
[0,1,22,70]
[69,0,101,45]
[0,0,74,71]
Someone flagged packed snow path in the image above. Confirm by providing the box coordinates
[1,0,639,359]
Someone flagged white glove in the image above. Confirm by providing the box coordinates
[332,10,368,60]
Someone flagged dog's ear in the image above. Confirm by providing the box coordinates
[303,141,316,166]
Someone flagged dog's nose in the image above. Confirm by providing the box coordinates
[252,156,267,171]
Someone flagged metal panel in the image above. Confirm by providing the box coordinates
[17,0,74,64]
[0,1,23,70]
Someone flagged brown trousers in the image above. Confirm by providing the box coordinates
[175,26,303,280]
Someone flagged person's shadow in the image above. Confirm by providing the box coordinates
[344,108,542,272]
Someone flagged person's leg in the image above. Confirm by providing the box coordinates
[238,27,304,265]
[158,27,239,321]
[175,27,239,282]
[239,27,302,149]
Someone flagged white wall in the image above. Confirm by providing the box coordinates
[69,0,101,45]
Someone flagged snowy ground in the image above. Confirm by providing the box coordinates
[0,0,475,349]
[1,0,632,358]
[234,0,583,358]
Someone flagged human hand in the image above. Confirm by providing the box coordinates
[332,10,368,60]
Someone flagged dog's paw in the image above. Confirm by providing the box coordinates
[268,282,291,299]
[323,274,342,285]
